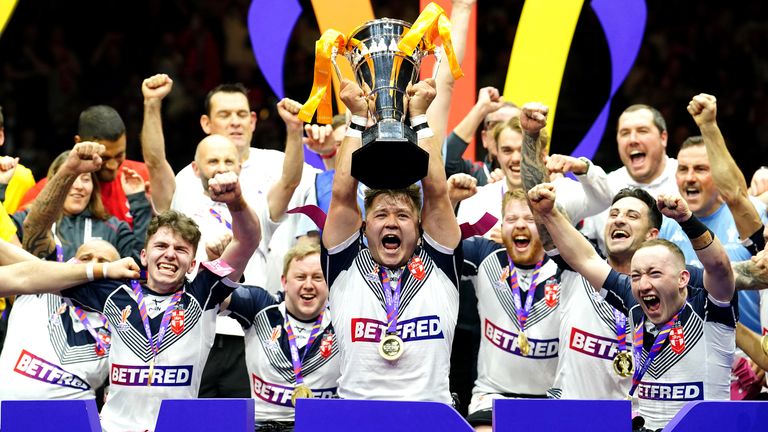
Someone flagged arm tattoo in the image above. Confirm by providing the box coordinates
[520,130,555,250]
[733,260,768,291]
[22,171,78,258]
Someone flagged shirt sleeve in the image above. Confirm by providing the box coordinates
[601,269,637,314]
[423,232,463,290]
[187,260,242,310]
[226,285,278,329]
[321,231,361,288]
[61,279,126,313]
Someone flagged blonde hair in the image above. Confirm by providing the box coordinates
[282,243,321,277]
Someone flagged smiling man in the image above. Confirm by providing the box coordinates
[529,184,736,430]
[321,78,461,402]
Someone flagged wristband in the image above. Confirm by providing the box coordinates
[679,216,714,250]
[416,127,434,140]
[410,114,427,127]
[86,263,95,282]
[351,115,367,128]
[103,263,109,280]
[345,128,362,139]
[319,148,338,159]
[741,224,765,256]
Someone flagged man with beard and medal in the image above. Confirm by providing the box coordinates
[321,78,461,402]
[529,182,736,431]
[460,189,563,430]
[219,243,340,431]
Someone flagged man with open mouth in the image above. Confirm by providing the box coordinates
[529,182,736,431]
[320,77,462,403]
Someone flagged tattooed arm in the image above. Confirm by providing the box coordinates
[519,102,555,250]
[22,142,105,258]
[733,248,768,290]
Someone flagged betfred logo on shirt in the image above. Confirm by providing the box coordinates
[569,327,618,360]
[111,364,192,386]
[14,350,91,391]
[252,374,336,407]
[636,381,703,401]
[351,316,444,343]
[484,319,558,358]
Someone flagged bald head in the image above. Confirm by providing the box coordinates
[76,240,120,263]
[193,134,242,192]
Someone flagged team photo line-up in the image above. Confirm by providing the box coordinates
[1,2,768,432]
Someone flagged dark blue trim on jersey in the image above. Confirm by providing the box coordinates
[226,286,279,329]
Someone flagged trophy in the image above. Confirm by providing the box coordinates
[299,2,463,190]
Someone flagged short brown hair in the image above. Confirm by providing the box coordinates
[679,135,704,152]
[636,238,686,270]
[145,210,201,253]
[363,184,422,217]
[501,189,529,215]
[282,243,321,277]
[620,104,667,134]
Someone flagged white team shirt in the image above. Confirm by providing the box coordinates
[462,238,561,405]
[0,294,109,420]
[322,231,461,403]
[61,260,238,432]
[602,269,736,430]
[226,288,340,422]
[761,290,768,335]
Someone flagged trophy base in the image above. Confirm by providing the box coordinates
[352,121,429,190]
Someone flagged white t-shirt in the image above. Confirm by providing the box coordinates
[225,288,340,422]
[0,294,110,420]
[61,260,238,432]
[322,231,461,403]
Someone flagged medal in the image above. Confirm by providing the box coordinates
[378,333,404,361]
[291,384,314,407]
[147,360,155,387]
[613,351,634,377]
[761,334,768,356]
[518,332,530,356]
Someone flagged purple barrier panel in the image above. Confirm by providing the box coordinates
[662,401,768,432]
[493,399,632,432]
[1,399,101,432]
[295,399,473,432]
[155,398,254,432]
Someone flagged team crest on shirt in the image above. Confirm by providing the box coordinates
[116,305,133,331]
[364,268,379,283]
[49,303,68,326]
[265,325,282,351]
[170,305,185,335]
[407,256,426,280]
[544,278,559,308]
[320,332,334,359]
[669,325,685,354]
[493,268,510,291]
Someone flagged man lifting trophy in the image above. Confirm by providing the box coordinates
[299,2,463,189]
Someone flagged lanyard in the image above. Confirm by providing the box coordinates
[209,208,232,230]
[378,266,405,335]
[628,304,685,396]
[506,257,543,332]
[63,298,110,356]
[283,311,325,385]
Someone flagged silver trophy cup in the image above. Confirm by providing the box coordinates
[334,19,439,190]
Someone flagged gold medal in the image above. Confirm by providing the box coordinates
[291,384,314,407]
[147,360,155,387]
[518,332,530,356]
[613,351,634,378]
[761,334,768,356]
[378,333,404,361]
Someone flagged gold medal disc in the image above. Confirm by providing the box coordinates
[761,334,768,356]
[518,332,531,356]
[378,333,404,361]
[291,384,314,407]
[613,351,634,378]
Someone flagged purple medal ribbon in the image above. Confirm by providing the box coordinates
[209,208,232,230]
[628,304,685,397]
[283,310,325,385]
[613,308,628,353]
[507,257,543,333]
[130,280,184,360]
[65,299,110,356]
[378,265,406,335]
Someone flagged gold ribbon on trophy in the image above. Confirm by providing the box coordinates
[398,2,463,81]
[299,30,348,124]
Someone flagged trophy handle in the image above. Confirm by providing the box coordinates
[431,46,443,80]
[331,46,344,83]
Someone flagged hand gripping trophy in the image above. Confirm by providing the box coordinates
[298,2,463,189]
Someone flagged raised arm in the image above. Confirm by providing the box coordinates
[208,172,262,282]
[0,252,139,296]
[0,236,37,265]
[688,93,763,245]
[520,102,555,250]
[426,0,474,146]
[266,98,305,221]
[22,142,104,258]
[322,80,365,248]
[733,247,768,291]
[413,79,461,248]
[735,323,768,371]
[141,74,177,212]
[528,183,612,290]
[656,193,734,302]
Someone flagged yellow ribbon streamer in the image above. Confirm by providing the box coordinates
[299,30,348,123]
[398,2,463,80]
[0,0,18,38]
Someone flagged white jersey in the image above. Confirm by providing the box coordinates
[226,288,340,422]
[322,231,461,403]
[761,290,768,335]
[603,269,736,430]
[61,260,238,432]
[463,238,561,401]
[0,294,109,418]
